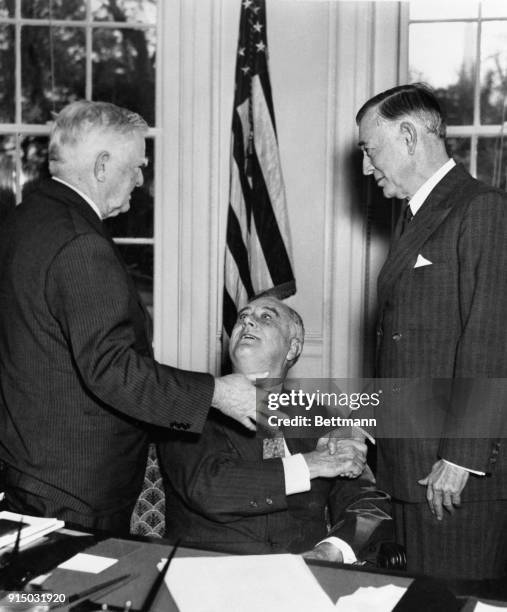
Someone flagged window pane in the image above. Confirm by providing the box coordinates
[477,136,507,189]
[91,0,157,25]
[105,138,154,238]
[21,0,86,20]
[480,22,507,125]
[446,136,472,171]
[20,135,50,197]
[410,22,477,125]
[0,25,14,122]
[409,0,478,20]
[0,0,14,18]
[92,27,155,126]
[21,26,86,124]
[0,135,16,224]
[115,244,153,315]
[482,1,507,18]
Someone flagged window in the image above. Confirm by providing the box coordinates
[0,0,157,313]
[406,0,507,188]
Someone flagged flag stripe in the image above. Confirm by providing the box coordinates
[225,205,255,299]
[249,151,295,288]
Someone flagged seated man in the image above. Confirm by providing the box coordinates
[157,297,391,562]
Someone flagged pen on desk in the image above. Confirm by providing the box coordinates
[12,515,24,558]
[139,539,180,612]
[50,573,134,609]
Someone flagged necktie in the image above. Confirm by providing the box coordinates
[263,436,285,458]
[400,202,413,235]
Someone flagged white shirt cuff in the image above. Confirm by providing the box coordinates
[282,453,311,495]
[317,537,357,564]
[442,458,485,476]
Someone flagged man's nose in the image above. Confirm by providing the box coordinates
[362,152,374,176]
[242,314,257,328]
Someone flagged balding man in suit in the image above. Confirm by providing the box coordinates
[356,83,507,579]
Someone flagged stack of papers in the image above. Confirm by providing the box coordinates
[0,511,64,551]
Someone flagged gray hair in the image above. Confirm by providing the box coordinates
[356,83,446,139]
[48,100,148,173]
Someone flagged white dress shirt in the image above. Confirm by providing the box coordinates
[407,158,456,216]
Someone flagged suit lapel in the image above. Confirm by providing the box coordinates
[378,164,472,307]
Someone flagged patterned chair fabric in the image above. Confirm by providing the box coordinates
[130,444,165,537]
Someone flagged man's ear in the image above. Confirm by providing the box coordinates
[94,151,110,182]
[286,337,302,363]
[400,121,417,155]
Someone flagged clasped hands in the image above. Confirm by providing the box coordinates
[304,436,367,480]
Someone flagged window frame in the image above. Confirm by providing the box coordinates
[400,1,507,179]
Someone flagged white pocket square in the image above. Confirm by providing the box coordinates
[414,254,433,268]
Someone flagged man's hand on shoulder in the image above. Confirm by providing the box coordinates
[304,439,367,479]
[418,459,470,520]
[212,373,267,431]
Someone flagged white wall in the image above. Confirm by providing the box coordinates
[156,0,403,379]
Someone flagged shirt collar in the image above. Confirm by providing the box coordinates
[408,158,456,216]
[52,176,103,220]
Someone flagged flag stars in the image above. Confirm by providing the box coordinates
[253,22,263,33]
[238,47,245,57]
[241,66,251,74]
[243,0,253,9]
[252,5,261,13]
[256,40,266,53]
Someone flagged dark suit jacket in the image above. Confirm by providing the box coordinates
[158,411,391,555]
[375,163,507,502]
[0,179,214,531]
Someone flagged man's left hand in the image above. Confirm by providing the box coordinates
[418,460,469,520]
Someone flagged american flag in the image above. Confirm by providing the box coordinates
[222,0,296,366]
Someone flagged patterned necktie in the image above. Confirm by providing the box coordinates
[263,436,286,458]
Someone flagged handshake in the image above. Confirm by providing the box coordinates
[304,436,368,480]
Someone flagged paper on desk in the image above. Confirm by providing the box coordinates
[335,584,406,611]
[474,603,507,610]
[58,552,118,574]
[159,554,335,612]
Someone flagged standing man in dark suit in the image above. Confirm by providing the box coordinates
[355,83,507,579]
[159,297,393,561]
[0,101,263,535]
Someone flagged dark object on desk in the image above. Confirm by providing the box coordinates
[0,515,27,588]
[0,518,29,537]
[0,531,96,589]
[393,577,461,612]
[376,541,407,571]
